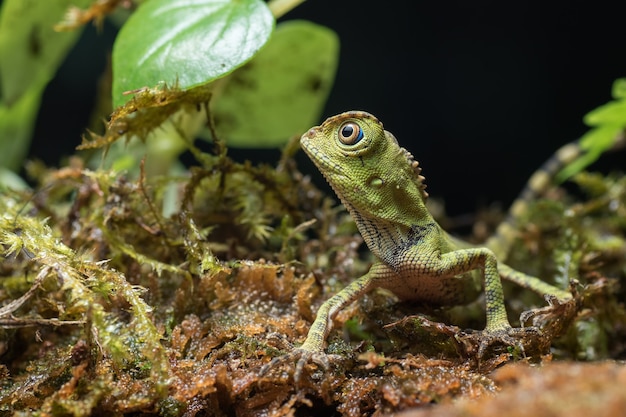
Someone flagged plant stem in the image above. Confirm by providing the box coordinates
[268,0,306,19]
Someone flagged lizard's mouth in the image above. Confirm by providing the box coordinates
[300,133,348,179]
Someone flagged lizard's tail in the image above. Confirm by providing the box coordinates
[486,131,626,258]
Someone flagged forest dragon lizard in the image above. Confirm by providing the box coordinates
[266,110,616,378]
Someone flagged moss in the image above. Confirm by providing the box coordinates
[1,138,625,415]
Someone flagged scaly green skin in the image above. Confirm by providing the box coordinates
[297,111,573,362]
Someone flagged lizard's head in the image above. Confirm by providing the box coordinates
[300,111,382,179]
[300,111,428,204]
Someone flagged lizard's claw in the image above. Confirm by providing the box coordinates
[458,293,582,362]
[259,348,343,383]
[456,325,541,360]
[520,293,581,332]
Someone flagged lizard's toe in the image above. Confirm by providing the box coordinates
[457,326,541,360]
[260,348,344,383]
[520,293,581,330]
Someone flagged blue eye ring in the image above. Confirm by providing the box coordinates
[339,122,364,145]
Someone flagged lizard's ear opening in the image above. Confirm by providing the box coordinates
[338,122,364,145]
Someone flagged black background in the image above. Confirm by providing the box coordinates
[30,1,626,214]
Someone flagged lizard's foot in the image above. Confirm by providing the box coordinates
[259,347,344,383]
[456,325,541,360]
[515,292,581,352]
[520,292,581,331]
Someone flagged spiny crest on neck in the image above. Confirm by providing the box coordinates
[401,147,429,200]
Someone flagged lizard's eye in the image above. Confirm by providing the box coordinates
[338,122,363,145]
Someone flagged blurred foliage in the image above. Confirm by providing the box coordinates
[557,78,626,181]
[0,0,338,180]
[0,0,91,172]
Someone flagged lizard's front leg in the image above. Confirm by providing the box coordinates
[434,247,541,356]
[436,247,512,333]
[261,263,392,380]
[400,245,535,354]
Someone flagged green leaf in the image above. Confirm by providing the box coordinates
[583,100,626,126]
[611,77,626,99]
[0,167,29,190]
[556,124,622,182]
[579,124,622,150]
[0,0,91,170]
[0,83,44,170]
[211,20,339,147]
[559,78,626,181]
[0,0,90,105]
[112,0,274,107]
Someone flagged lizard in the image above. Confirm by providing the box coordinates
[265,110,617,379]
